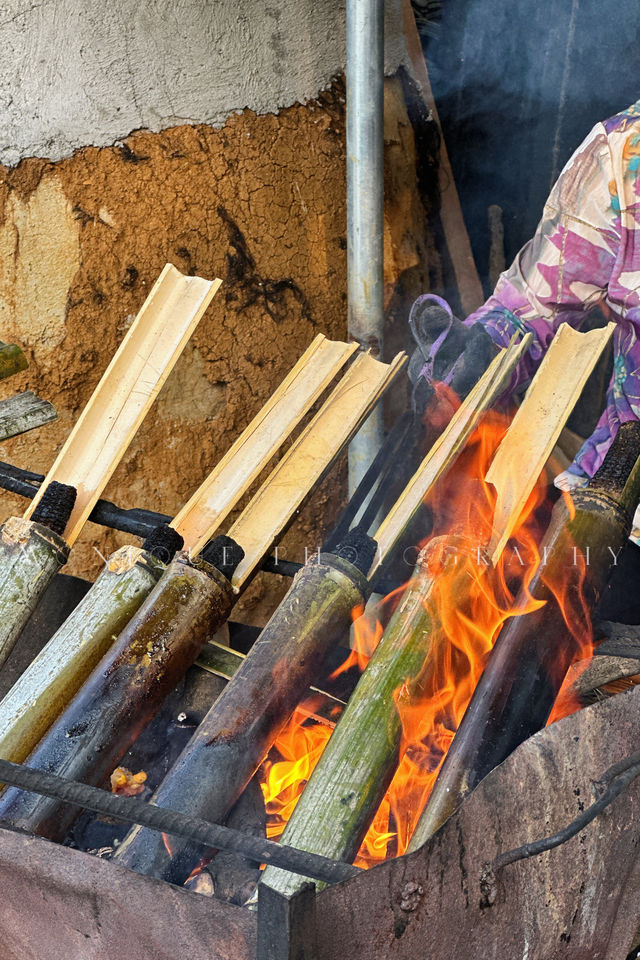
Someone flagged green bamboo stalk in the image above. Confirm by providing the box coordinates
[0,517,69,671]
[196,640,346,722]
[0,551,234,841]
[260,540,474,898]
[0,544,166,765]
[113,551,370,884]
[0,343,28,382]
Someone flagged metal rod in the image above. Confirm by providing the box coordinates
[347,0,385,496]
[0,758,359,886]
[0,460,302,577]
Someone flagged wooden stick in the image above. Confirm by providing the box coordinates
[486,323,614,562]
[196,641,346,722]
[25,264,220,546]
[565,654,640,705]
[0,392,57,442]
[401,0,484,314]
[173,335,358,552]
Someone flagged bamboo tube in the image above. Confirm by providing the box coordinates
[114,545,373,884]
[0,335,355,766]
[485,323,614,561]
[0,545,166,765]
[0,553,234,841]
[229,351,407,590]
[0,343,28,381]
[259,538,475,897]
[369,332,531,581]
[0,352,402,842]
[24,264,220,547]
[260,324,616,896]
[0,265,219,671]
[0,517,70,672]
[408,419,640,851]
[173,334,358,554]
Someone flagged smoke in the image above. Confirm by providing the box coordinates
[422,0,640,289]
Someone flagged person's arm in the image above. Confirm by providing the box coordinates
[465,122,619,395]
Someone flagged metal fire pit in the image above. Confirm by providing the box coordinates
[1,684,640,960]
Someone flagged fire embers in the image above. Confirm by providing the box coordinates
[110,767,147,797]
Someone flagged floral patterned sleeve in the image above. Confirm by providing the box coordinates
[465,120,624,478]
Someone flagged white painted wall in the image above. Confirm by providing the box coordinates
[0,0,406,165]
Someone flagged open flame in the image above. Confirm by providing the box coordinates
[259,407,595,867]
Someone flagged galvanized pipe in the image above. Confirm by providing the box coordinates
[347,0,385,495]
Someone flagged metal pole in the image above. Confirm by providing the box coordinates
[347,0,385,496]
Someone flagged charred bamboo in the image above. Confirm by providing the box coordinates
[0,543,167,765]
[0,352,401,842]
[114,542,373,883]
[260,538,476,897]
[0,553,234,840]
[0,514,71,671]
[408,419,640,850]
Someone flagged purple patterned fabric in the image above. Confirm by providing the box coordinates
[464,100,640,479]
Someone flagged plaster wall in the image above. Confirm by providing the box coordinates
[0,0,405,165]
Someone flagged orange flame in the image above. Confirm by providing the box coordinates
[259,406,595,867]
[260,708,334,840]
[329,606,382,679]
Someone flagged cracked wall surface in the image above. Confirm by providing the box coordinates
[0,88,355,622]
[0,74,437,624]
[0,0,406,165]
[0,0,438,624]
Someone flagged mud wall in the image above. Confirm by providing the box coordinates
[0,3,438,624]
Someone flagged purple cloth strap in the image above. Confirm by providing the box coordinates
[408,294,455,383]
